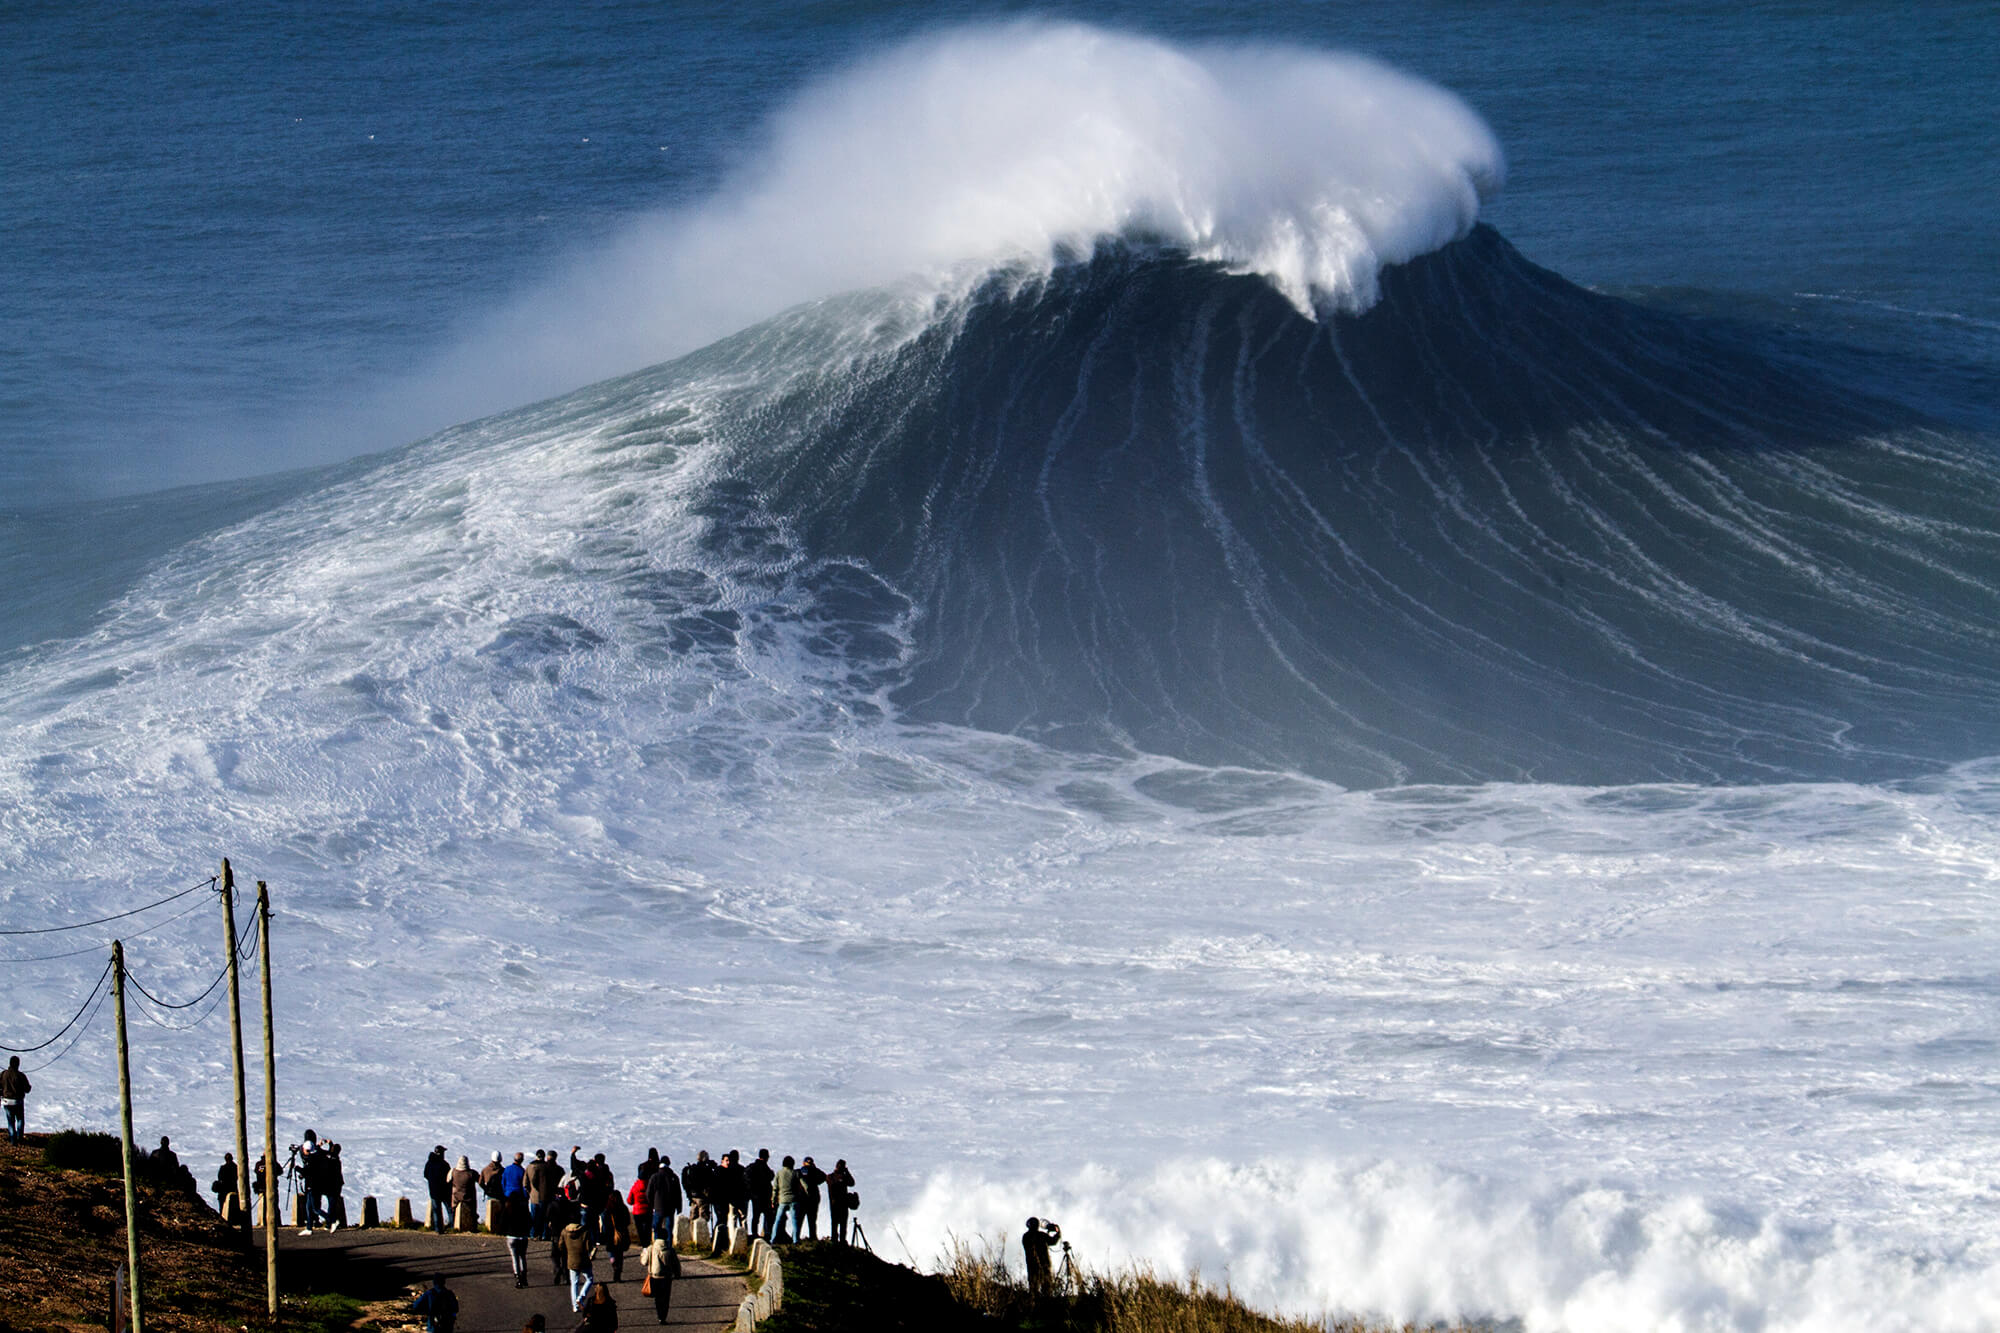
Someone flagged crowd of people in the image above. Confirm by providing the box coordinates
[417,1141,861,1319]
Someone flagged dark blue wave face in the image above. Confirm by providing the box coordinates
[735,229,2000,787]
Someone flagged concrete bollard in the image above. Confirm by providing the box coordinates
[361,1196,380,1229]
[485,1199,504,1233]
[729,1223,751,1261]
[395,1196,415,1228]
[453,1202,475,1232]
[292,1194,307,1227]
[220,1194,240,1226]
[673,1215,694,1247]
[692,1217,712,1250]
[748,1238,768,1270]
[735,1294,757,1333]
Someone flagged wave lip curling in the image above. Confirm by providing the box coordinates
[721,21,1507,314]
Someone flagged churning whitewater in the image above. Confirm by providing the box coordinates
[5,22,1999,1333]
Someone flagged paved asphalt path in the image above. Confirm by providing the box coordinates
[282,1227,747,1332]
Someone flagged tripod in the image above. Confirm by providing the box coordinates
[1055,1241,1079,1296]
[849,1217,873,1253]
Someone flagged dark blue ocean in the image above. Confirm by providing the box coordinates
[5,5,2000,1329]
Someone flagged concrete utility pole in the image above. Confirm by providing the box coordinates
[111,940,145,1333]
[220,860,252,1241]
[256,881,278,1316]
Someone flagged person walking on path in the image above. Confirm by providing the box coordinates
[424,1146,452,1233]
[548,1189,577,1286]
[626,1177,651,1247]
[576,1281,619,1333]
[409,1273,460,1333]
[449,1154,480,1231]
[638,1233,681,1324]
[826,1159,856,1244]
[560,1215,597,1311]
[0,1057,27,1142]
[604,1189,633,1283]
[502,1176,533,1289]
[745,1150,774,1241]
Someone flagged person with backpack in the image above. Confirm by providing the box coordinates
[644,1154,681,1242]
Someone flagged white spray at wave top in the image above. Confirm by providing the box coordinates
[432,22,1503,414]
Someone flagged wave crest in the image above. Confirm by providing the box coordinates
[426,23,1502,421]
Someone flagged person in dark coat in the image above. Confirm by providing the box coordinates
[527,1149,561,1240]
[680,1151,712,1224]
[745,1150,775,1241]
[423,1146,452,1233]
[410,1274,459,1333]
[644,1156,680,1241]
[503,1179,533,1288]
[797,1156,826,1240]
[1023,1218,1054,1298]
[548,1190,578,1285]
[0,1057,30,1142]
[448,1154,480,1230]
[826,1159,856,1244]
[576,1281,618,1333]
[604,1191,633,1282]
[212,1152,238,1216]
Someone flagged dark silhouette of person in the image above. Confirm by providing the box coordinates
[410,1273,459,1333]
[1022,1217,1053,1298]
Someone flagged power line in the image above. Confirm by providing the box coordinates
[0,888,222,964]
[0,877,217,937]
[24,973,113,1073]
[0,956,114,1053]
[124,956,231,1013]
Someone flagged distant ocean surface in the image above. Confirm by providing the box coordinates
[4,5,1998,1330]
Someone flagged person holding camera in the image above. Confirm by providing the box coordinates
[826,1160,856,1244]
[1022,1218,1055,1298]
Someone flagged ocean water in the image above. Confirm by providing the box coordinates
[4,5,1999,1330]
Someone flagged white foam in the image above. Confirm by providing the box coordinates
[408,22,1501,424]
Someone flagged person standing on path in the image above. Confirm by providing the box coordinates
[527,1149,559,1239]
[449,1154,480,1231]
[644,1155,680,1242]
[0,1057,27,1142]
[424,1146,452,1233]
[638,1233,681,1325]
[826,1159,856,1244]
[409,1273,460,1333]
[560,1215,597,1310]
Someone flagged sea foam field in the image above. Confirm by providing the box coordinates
[5,13,2000,1332]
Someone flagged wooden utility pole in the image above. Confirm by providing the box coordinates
[111,940,145,1333]
[256,881,278,1317]
[220,860,252,1242]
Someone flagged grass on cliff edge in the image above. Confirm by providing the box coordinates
[755,1239,1490,1333]
[0,1131,360,1333]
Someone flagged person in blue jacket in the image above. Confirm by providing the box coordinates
[409,1274,459,1333]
